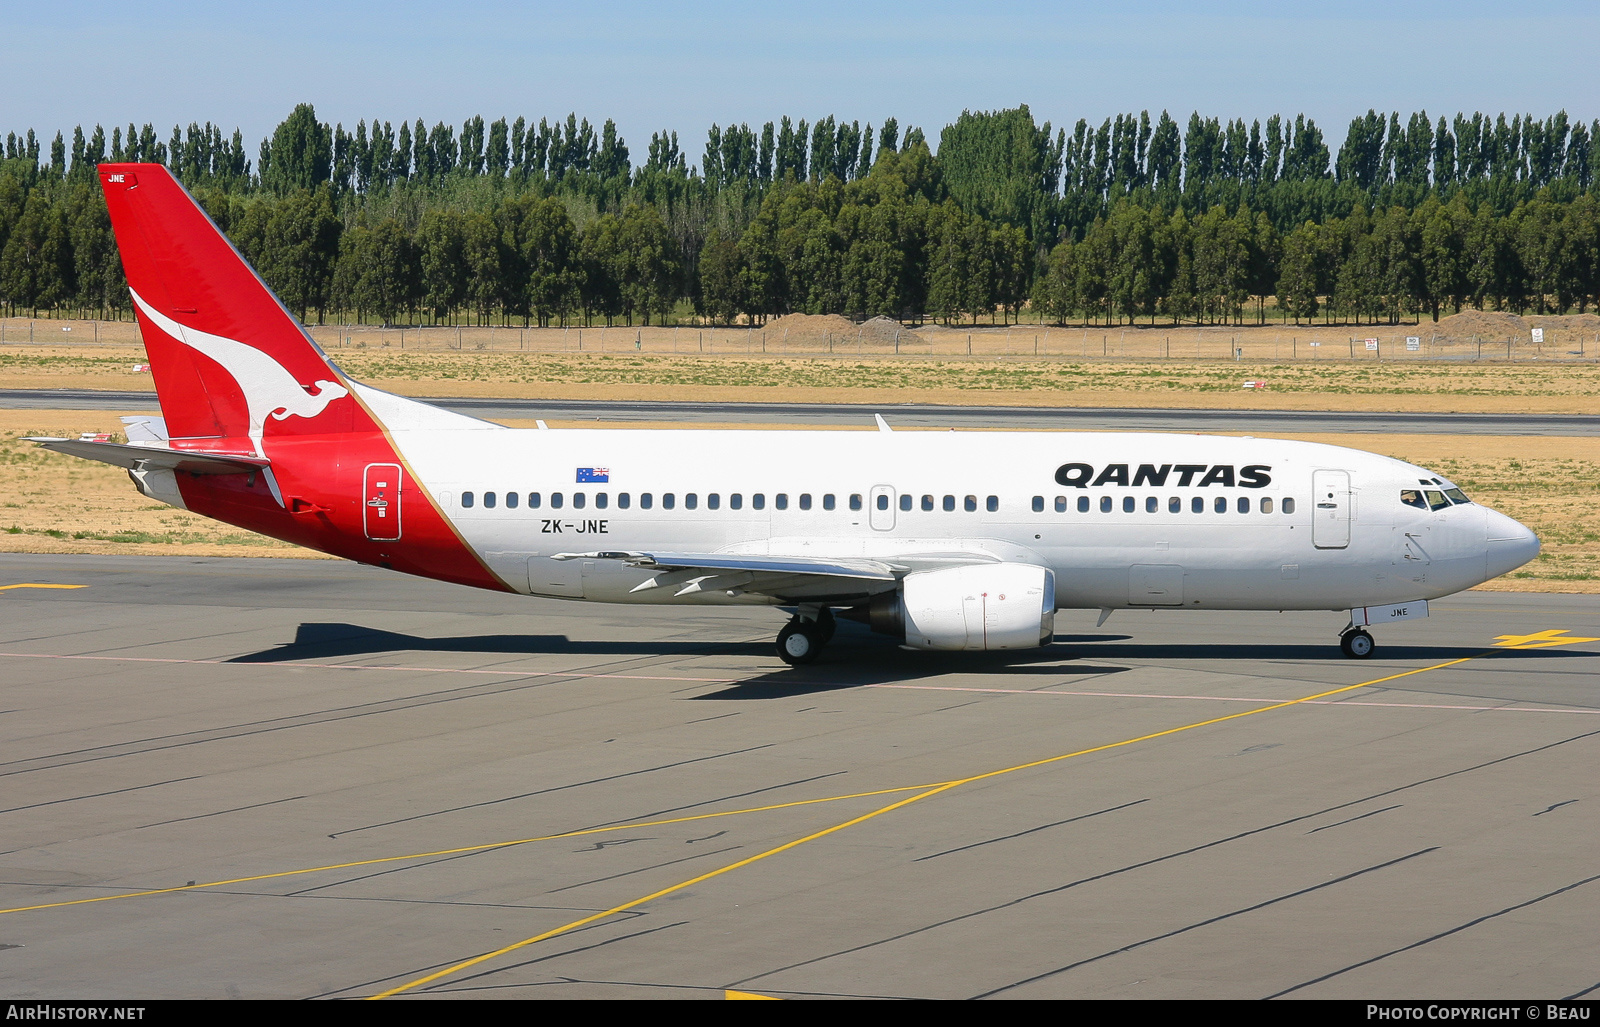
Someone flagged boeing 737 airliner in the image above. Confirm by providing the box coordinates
[28,165,1541,664]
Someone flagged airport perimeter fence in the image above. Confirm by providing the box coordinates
[4,316,1599,364]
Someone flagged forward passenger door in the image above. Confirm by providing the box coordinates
[1312,470,1351,549]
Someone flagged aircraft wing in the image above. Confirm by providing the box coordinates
[24,437,270,475]
[551,550,902,603]
[550,549,1004,604]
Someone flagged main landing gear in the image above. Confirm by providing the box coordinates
[776,606,836,666]
[1340,627,1375,659]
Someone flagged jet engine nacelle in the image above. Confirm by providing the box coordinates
[863,563,1056,651]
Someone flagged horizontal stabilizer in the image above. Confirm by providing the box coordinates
[25,437,270,475]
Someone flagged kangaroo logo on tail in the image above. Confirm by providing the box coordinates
[132,289,349,446]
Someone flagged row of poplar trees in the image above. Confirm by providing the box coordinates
[3,103,1600,326]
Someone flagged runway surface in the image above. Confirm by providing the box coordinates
[2,554,1597,1000]
[3,388,1596,434]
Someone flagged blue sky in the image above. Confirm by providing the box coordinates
[10,1,1598,157]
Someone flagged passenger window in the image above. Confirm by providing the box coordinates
[965,495,978,512]
[1400,489,1428,510]
[502,492,516,510]
[573,492,586,510]
[1214,496,1227,513]
[617,493,630,509]
[1123,496,1135,513]
[753,494,765,510]
[726,493,738,510]
[899,494,912,511]
[528,492,541,508]
[551,492,564,509]
[1261,497,1273,514]
[799,494,811,510]
[1283,497,1296,514]
[663,493,675,510]
[877,494,889,511]
[947,495,958,512]
[776,494,788,510]
[461,491,475,508]
[850,494,863,511]
[1078,495,1090,513]
[1146,496,1158,513]
[1054,496,1067,513]
[986,496,998,512]
[1425,490,1450,511]
[1100,496,1112,513]
[1237,496,1250,513]
[708,493,721,510]
[1191,496,1203,513]
[1031,496,1043,513]
[823,494,836,510]
[595,493,608,509]
[685,493,698,510]
[923,495,935,511]
[1168,496,1180,513]
[484,491,497,509]
[641,493,653,509]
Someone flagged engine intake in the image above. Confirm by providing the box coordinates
[854,563,1056,651]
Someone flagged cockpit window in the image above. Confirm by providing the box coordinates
[1444,488,1471,504]
[1400,489,1427,510]
[1425,490,1450,511]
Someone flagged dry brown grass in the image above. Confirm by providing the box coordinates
[1,411,1593,592]
[6,341,1600,414]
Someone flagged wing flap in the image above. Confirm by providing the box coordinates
[551,550,901,604]
[552,550,898,580]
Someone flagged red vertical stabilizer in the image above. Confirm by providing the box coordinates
[99,163,353,444]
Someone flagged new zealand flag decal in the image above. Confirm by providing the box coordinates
[576,467,610,483]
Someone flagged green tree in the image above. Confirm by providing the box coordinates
[697,228,743,323]
[1276,222,1325,324]
[259,104,332,195]
[1418,197,1465,320]
[938,105,1060,241]
[415,209,466,324]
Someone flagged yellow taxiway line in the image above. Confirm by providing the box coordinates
[0,583,86,592]
[370,647,1537,999]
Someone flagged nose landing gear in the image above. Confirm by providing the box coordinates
[776,606,836,666]
[1340,628,1375,659]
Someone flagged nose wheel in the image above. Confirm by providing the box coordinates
[776,607,835,666]
[1340,629,1375,659]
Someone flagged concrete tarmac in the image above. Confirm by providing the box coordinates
[1,553,1597,1000]
[3,388,1597,434]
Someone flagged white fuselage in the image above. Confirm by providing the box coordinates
[383,418,1537,613]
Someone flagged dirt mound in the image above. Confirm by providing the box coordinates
[1433,310,1527,336]
[1528,312,1600,331]
[858,315,922,346]
[763,312,921,349]
[1433,310,1600,338]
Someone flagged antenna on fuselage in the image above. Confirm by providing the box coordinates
[874,414,892,432]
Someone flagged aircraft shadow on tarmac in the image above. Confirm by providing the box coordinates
[227,622,1588,700]
[228,622,775,662]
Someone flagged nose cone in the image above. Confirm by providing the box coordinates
[1484,508,1540,579]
